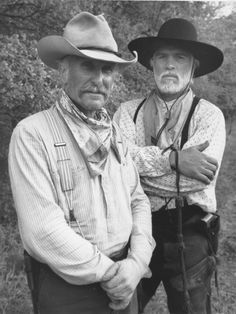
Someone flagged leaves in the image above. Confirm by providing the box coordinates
[0,0,234,162]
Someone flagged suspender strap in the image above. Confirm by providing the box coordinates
[133,98,146,124]
[43,109,74,220]
[180,96,200,149]
[43,109,85,237]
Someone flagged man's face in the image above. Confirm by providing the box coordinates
[150,45,194,101]
[64,56,116,116]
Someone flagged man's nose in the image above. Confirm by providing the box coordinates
[92,68,104,83]
[166,57,175,70]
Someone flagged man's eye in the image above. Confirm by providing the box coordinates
[103,65,115,74]
[156,54,165,59]
[177,55,186,60]
[81,62,94,70]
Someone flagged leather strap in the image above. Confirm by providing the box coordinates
[180,96,200,149]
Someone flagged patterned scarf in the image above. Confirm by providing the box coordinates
[56,90,122,177]
[143,89,195,149]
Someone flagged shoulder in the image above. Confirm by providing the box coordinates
[12,109,51,141]
[115,98,145,121]
[121,98,145,113]
[196,98,225,122]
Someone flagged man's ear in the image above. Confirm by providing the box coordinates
[60,63,69,85]
[57,57,70,87]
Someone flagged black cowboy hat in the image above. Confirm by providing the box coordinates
[128,18,223,77]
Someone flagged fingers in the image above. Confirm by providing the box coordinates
[178,142,219,183]
[201,158,218,180]
[109,299,130,310]
[103,277,130,297]
[196,165,216,184]
[101,263,119,281]
[201,169,214,182]
[195,173,211,185]
[106,288,130,301]
[102,259,141,302]
[102,270,133,298]
[101,262,128,296]
[102,262,123,289]
[143,268,152,279]
[204,155,219,169]
[195,140,209,152]
[205,161,218,174]
[192,141,218,169]
[108,293,133,310]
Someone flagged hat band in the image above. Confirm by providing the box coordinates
[79,46,122,58]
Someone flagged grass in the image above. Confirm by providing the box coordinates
[0,224,32,314]
[0,122,235,314]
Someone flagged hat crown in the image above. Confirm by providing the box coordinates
[63,12,118,52]
[158,18,198,42]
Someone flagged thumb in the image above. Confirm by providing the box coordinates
[143,268,152,279]
[195,140,209,152]
[102,263,120,281]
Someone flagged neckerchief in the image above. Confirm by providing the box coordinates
[143,89,195,149]
[56,90,121,177]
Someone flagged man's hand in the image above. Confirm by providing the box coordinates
[101,258,144,310]
[106,293,133,311]
[101,263,129,310]
[169,141,218,184]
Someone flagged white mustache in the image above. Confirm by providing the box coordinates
[161,73,179,80]
[84,88,105,95]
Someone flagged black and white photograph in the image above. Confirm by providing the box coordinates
[0,1,235,313]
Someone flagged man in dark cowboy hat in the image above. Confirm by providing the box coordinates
[8,12,154,314]
[114,18,226,314]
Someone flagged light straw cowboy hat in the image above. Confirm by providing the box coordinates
[128,18,223,77]
[37,11,137,69]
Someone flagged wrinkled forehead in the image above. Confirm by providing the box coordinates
[153,44,194,58]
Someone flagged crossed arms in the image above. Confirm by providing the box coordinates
[114,100,226,197]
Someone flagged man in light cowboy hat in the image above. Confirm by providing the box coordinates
[8,12,155,314]
[114,18,225,313]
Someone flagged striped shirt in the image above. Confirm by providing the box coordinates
[113,90,226,213]
[8,103,154,285]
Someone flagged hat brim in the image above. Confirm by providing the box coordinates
[37,35,137,69]
[128,37,223,77]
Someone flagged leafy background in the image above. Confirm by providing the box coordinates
[0,1,236,313]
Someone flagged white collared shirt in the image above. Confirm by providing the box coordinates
[8,99,154,285]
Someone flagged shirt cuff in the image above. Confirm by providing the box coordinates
[127,251,151,278]
[95,252,115,282]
